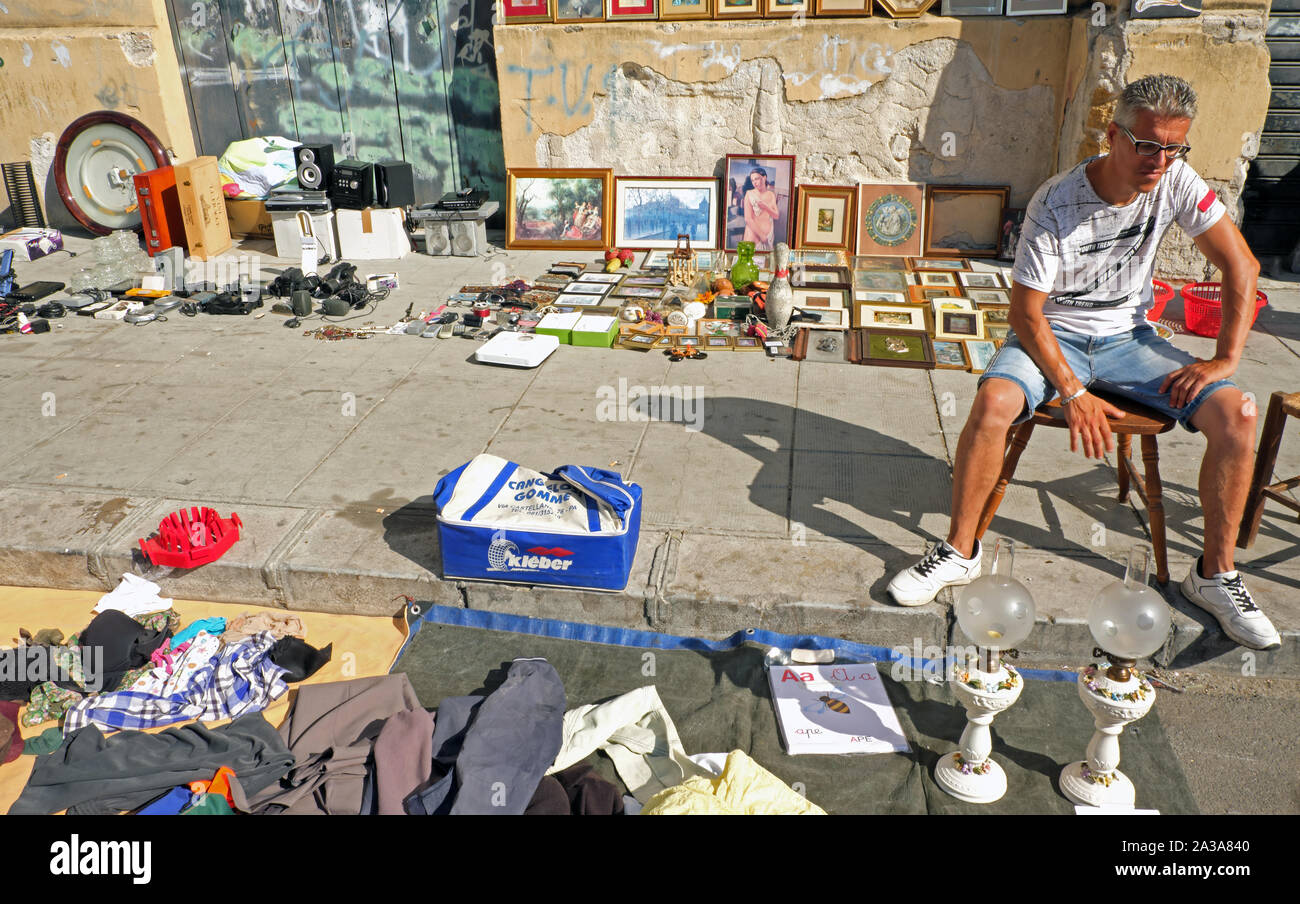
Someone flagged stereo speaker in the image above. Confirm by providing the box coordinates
[450,219,489,257]
[374,160,415,208]
[423,222,451,255]
[294,144,335,192]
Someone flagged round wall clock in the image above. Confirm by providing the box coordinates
[53,111,170,235]
[865,194,918,248]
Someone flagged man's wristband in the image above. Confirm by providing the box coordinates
[1060,387,1088,405]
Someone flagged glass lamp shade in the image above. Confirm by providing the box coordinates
[954,539,1036,649]
[1087,546,1170,660]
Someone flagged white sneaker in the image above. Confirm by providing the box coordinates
[1181,558,1282,651]
[888,540,982,607]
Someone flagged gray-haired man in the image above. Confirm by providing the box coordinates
[888,74,1280,651]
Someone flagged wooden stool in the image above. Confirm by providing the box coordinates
[974,389,1176,583]
[1238,390,1300,548]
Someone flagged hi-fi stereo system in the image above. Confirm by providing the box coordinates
[330,159,375,210]
[287,145,420,212]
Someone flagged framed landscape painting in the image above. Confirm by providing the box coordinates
[723,154,796,253]
[614,177,720,250]
[507,168,612,250]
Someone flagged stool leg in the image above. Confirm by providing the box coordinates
[976,422,1035,540]
[1238,391,1287,549]
[1116,433,1132,503]
[1141,434,1169,584]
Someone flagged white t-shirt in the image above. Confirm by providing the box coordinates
[1012,156,1226,336]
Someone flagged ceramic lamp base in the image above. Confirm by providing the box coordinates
[1059,761,1137,808]
[934,751,1009,804]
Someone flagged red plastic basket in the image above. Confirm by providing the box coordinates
[1148,279,1174,322]
[1179,282,1267,338]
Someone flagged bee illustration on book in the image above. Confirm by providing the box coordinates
[802,694,852,716]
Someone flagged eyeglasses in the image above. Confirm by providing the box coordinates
[1117,124,1191,160]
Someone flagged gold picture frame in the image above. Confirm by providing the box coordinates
[507,168,612,250]
[795,185,856,252]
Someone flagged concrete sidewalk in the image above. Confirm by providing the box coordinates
[2,232,1299,677]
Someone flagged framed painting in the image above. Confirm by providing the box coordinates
[931,296,975,319]
[507,168,612,250]
[1005,0,1066,12]
[855,289,909,307]
[815,0,872,13]
[979,304,1011,326]
[941,0,1001,12]
[854,269,909,292]
[998,207,1027,262]
[704,335,735,350]
[958,270,1004,289]
[909,285,958,303]
[798,308,849,330]
[553,0,604,21]
[607,0,658,17]
[793,287,849,311]
[986,323,1011,344]
[935,309,986,342]
[856,303,927,332]
[909,257,968,271]
[856,183,925,258]
[966,340,998,373]
[764,0,808,14]
[723,154,796,252]
[614,177,720,250]
[933,339,970,370]
[918,271,958,288]
[715,0,761,14]
[853,255,908,270]
[795,185,856,252]
[924,185,1011,258]
[502,0,555,22]
[793,265,852,290]
[859,329,936,368]
[733,336,764,351]
[876,0,936,16]
[967,287,1011,306]
[660,0,712,17]
[642,249,672,269]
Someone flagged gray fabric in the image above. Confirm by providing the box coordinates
[234,673,424,815]
[373,707,434,815]
[408,659,565,816]
[9,712,293,815]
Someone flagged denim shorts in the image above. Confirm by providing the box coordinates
[978,322,1237,432]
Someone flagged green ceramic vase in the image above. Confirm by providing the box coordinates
[729,241,759,291]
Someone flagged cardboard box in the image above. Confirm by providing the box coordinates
[572,314,620,348]
[173,157,232,261]
[272,210,338,261]
[336,208,409,260]
[225,199,274,239]
[0,228,63,261]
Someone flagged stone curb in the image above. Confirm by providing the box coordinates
[0,487,1294,678]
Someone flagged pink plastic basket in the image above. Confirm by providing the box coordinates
[1148,279,1174,322]
[1179,282,1267,338]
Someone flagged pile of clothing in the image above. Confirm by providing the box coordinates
[11,658,822,815]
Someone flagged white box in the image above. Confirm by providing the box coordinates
[474,331,558,368]
[271,210,339,261]
[336,208,409,260]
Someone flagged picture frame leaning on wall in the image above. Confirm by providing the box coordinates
[502,0,556,22]
[506,168,613,250]
[553,0,605,22]
[715,0,761,15]
[614,176,721,250]
[607,0,659,18]
[659,0,713,18]
[814,0,873,15]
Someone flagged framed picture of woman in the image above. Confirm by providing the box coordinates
[723,154,796,253]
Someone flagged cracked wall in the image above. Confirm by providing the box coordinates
[498,12,1271,278]
[0,0,194,226]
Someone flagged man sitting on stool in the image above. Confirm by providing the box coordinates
[887,74,1280,651]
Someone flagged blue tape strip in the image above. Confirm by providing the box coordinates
[396,603,1077,683]
[463,462,515,522]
